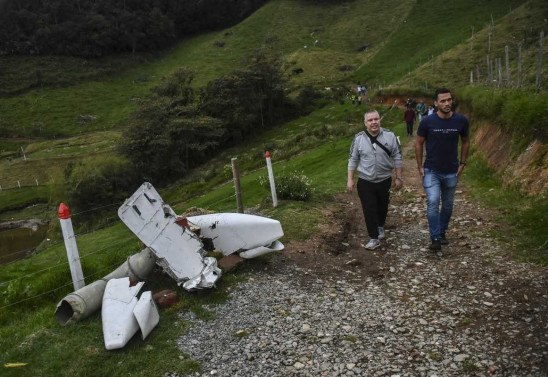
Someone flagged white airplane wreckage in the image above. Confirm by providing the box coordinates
[54,182,284,350]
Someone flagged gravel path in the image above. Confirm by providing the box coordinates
[173,141,547,377]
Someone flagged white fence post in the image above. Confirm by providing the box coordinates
[58,203,85,290]
[265,151,278,208]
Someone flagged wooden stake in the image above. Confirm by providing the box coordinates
[505,45,510,85]
[517,43,522,87]
[536,31,544,89]
[231,158,243,213]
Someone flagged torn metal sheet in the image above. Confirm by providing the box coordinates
[118,182,221,289]
[187,213,284,256]
[102,277,144,350]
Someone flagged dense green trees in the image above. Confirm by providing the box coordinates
[118,68,227,185]
[64,49,326,212]
[0,0,267,57]
[118,50,293,186]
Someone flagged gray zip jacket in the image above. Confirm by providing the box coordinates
[348,128,402,183]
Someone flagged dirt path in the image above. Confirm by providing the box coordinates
[275,138,548,374]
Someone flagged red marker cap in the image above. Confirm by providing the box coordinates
[58,203,71,219]
[265,151,270,158]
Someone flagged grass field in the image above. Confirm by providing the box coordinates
[354,0,528,86]
[395,0,548,89]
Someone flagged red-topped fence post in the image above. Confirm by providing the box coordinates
[58,203,85,290]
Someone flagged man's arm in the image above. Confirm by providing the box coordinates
[457,136,470,176]
[415,135,426,177]
[347,170,355,192]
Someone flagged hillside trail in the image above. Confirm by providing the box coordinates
[269,136,548,373]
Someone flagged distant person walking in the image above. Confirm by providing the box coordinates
[348,110,403,250]
[416,100,427,123]
[404,105,416,136]
[415,88,470,252]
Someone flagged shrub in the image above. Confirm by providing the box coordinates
[63,155,139,215]
[259,170,313,201]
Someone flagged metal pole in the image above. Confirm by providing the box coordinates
[58,203,85,290]
[265,151,278,208]
[231,158,243,213]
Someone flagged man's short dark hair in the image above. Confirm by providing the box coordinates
[434,87,451,100]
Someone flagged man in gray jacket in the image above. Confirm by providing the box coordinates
[347,110,403,249]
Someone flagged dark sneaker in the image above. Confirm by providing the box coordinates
[440,234,449,245]
[429,239,442,251]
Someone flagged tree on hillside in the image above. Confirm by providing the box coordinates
[119,68,226,185]
[199,49,289,143]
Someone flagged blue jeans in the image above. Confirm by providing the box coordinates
[423,168,458,240]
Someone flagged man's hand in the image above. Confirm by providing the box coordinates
[457,164,465,176]
[347,178,354,193]
[418,166,425,177]
[394,178,403,189]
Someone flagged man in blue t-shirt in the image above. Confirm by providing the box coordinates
[415,88,470,252]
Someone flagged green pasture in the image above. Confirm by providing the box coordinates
[396,0,548,89]
[355,0,528,86]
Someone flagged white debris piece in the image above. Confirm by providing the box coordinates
[187,213,284,258]
[118,182,221,289]
[133,291,160,340]
[102,277,159,350]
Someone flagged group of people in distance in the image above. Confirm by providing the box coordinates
[347,87,470,253]
[404,98,435,136]
[349,84,368,105]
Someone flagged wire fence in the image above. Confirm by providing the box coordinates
[0,189,240,311]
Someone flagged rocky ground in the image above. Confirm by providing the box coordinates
[173,141,547,377]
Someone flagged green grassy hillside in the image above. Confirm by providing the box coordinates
[354,0,528,86]
[395,0,548,89]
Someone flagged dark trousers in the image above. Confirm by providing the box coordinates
[406,122,414,136]
[357,177,392,239]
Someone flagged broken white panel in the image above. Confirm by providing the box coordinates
[239,240,285,259]
[183,257,221,290]
[133,291,160,340]
[187,213,284,256]
[118,182,221,288]
[102,277,144,350]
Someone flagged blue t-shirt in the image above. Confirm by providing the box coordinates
[417,112,469,174]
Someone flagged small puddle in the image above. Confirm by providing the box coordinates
[0,224,48,265]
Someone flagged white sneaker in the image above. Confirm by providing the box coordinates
[378,227,385,240]
[365,238,381,250]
